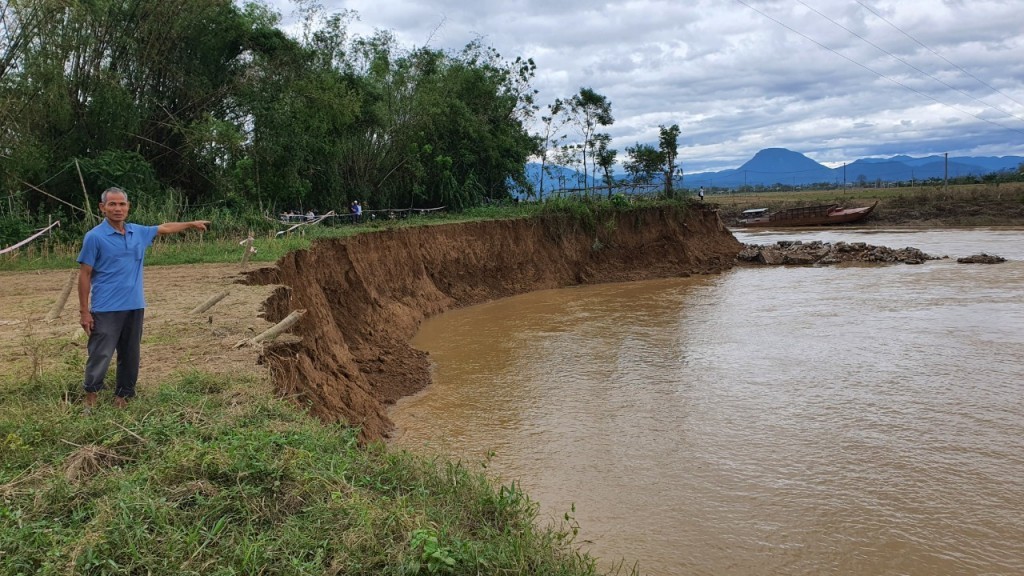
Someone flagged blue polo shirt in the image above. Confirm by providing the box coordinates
[77,220,159,312]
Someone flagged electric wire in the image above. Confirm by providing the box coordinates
[733,0,1024,138]
[855,0,1024,110]
[796,0,1024,126]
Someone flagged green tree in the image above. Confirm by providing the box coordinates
[534,98,567,200]
[658,124,680,198]
[623,142,663,185]
[594,133,617,197]
[3,0,275,212]
[1,1,540,222]
[567,87,613,192]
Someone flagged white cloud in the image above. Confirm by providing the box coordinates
[262,0,1024,171]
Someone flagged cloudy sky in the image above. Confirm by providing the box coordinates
[266,0,1024,172]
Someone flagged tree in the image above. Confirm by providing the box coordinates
[623,143,663,185]
[658,124,680,198]
[1,1,540,222]
[594,133,617,197]
[567,87,612,192]
[534,98,566,200]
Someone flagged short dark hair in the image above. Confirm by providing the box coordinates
[101,187,129,203]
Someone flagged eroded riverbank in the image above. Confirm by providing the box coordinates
[246,204,741,441]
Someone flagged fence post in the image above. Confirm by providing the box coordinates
[45,269,78,322]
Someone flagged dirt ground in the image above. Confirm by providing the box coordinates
[0,264,278,393]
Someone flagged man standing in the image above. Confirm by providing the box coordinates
[78,187,210,408]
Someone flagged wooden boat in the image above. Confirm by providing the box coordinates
[737,201,878,227]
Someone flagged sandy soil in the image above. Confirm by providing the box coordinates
[0,264,278,392]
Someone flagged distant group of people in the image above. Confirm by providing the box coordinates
[278,201,365,224]
[279,209,316,222]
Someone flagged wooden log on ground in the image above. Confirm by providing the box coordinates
[190,290,230,314]
[234,309,306,348]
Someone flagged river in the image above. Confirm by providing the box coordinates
[389,228,1024,575]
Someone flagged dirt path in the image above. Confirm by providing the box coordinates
[1,264,277,392]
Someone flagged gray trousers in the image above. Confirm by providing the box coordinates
[83,309,145,398]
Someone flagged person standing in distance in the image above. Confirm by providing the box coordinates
[78,187,210,409]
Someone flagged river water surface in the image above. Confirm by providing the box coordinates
[389,228,1024,575]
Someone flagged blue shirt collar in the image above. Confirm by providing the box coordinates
[100,219,131,235]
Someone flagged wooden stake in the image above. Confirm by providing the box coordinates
[234,309,306,348]
[45,269,78,322]
[75,159,97,227]
[240,231,255,270]
[190,290,230,314]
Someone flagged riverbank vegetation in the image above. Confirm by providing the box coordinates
[0,330,605,575]
[0,194,674,271]
[1,0,706,258]
[1,0,540,243]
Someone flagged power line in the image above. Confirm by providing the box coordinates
[796,0,1024,126]
[855,0,1024,110]
[733,0,1024,138]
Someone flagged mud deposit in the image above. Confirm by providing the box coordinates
[246,206,741,441]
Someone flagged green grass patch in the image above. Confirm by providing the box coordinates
[2,197,696,272]
[0,345,608,575]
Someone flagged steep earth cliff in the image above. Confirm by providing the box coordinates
[247,205,742,441]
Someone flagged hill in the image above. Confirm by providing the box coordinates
[526,149,1023,193]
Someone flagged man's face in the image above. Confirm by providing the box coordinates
[100,192,130,224]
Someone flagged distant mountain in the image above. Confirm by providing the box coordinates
[683,149,1021,188]
[525,148,1023,194]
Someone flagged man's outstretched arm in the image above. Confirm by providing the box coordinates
[157,221,210,235]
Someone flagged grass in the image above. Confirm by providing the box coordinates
[0,341,608,575]
[707,181,1024,206]
[1,195,688,272]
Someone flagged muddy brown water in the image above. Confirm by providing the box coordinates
[390,228,1024,576]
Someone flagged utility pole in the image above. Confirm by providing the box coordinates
[843,162,847,188]
[944,152,948,192]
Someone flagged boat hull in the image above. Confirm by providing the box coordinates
[738,201,878,227]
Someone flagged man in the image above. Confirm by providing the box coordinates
[78,187,210,408]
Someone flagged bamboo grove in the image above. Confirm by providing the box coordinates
[0,0,542,241]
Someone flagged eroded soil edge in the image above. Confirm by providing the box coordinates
[247,206,742,442]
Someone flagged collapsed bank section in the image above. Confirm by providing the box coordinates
[246,206,742,442]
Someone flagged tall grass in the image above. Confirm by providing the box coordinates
[0,339,609,575]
